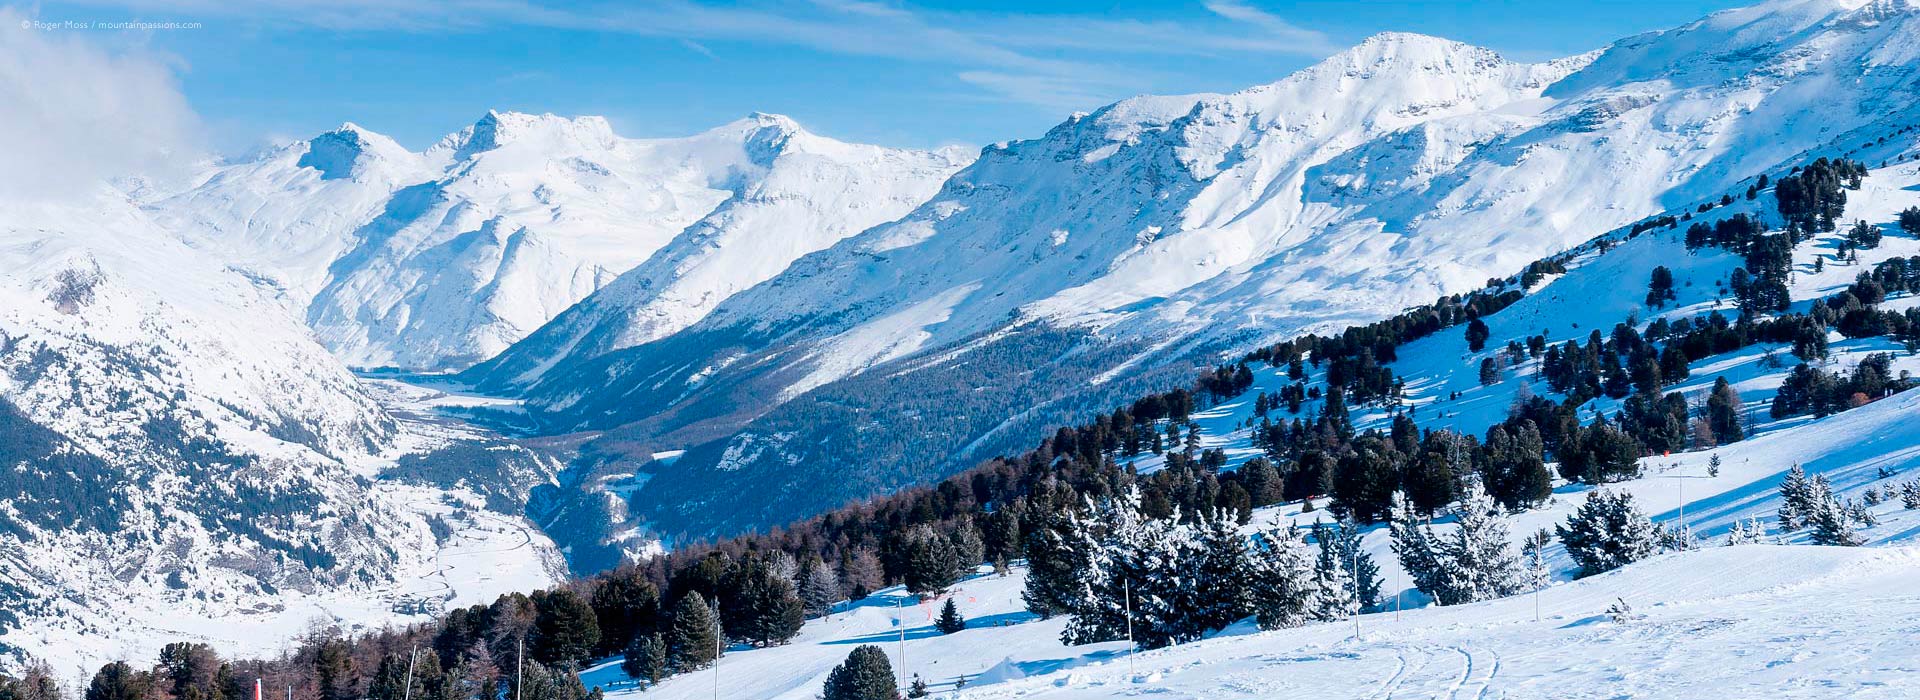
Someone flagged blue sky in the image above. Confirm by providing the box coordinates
[20,0,1752,153]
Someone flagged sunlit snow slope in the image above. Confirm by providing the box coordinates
[153,111,970,371]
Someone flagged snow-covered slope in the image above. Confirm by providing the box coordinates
[153,111,970,372]
[465,116,973,390]
[588,339,1920,698]
[516,0,1920,542]
[0,189,565,674]
[597,545,1920,699]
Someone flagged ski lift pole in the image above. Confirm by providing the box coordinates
[1351,534,1362,641]
[402,646,417,700]
[1124,576,1135,679]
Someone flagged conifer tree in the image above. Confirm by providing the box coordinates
[934,599,966,634]
[798,557,843,618]
[1021,507,1089,619]
[1246,525,1317,630]
[1777,464,1812,530]
[1394,488,1523,605]
[589,571,661,658]
[85,662,147,700]
[621,634,667,688]
[725,557,805,646]
[1311,518,1381,611]
[1555,490,1659,578]
[902,524,964,596]
[1465,317,1491,352]
[1441,487,1526,603]
[532,589,601,669]
[1191,511,1253,631]
[665,592,719,674]
[1805,475,1865,546]
[1706,377,1745,444]
[821,646,897,700]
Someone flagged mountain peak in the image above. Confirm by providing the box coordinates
[437,109,616,160]
[297,122,407,180]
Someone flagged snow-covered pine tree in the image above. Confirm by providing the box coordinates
[1308,523,1356,621]
[1659,524,1699,552]
[1191,510,1253,632]
[1902,480,1920,510]
[1439,486,1526,604]
[1059,494,1129,645]
[1724,517,1771,546]
[1246,524,1317,630]
[798,557,842,618]
[1556,490,1659,578]
[1777,464,1812,531]
[1805,475,1865,546]
[1389,501,1445,602]
[1521,528,1553,591]
[1310,518,1381,612]
[1021,504,1089,619]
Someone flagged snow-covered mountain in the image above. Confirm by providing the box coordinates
[509,0,1920,541]
[153,111,971,372]
[0,189,565,670]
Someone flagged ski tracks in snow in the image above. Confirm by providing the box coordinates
[1368,642,1499,700]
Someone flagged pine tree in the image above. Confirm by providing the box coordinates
[1777,464,1812,531]
[1021,507,1089,619]
[1191,511,1253,631]
[1724,518,1770,546]
[85,662,147,700]
[314,638,354,700]
[507,660,589,700]
[1465,317,1491,352]
[589,571,660,657]
[1395,489,1523,605]
[665,592,719,674]
[621,634,667,688]
[1439,487,1525,604]
[902,524,964,596]
[821,646,897,700]
[1311,518,1380,611]
[798,557,843,618]
[1246,525,1316,630]
[1706,377,1745,444]
[1555,490,1659,578]
[725,556,805,646]
[1805,475,1865,546]
[934,599,966,634]
[906,677,929,699]
[1902,480,1920,510]
[532,589,601,668]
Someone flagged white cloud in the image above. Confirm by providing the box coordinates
[0,8,202,201]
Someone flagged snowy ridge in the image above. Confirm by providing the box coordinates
[154,111,971,372]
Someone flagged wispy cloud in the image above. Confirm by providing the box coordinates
[30,0,1343,112]
[0,7,201,200]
